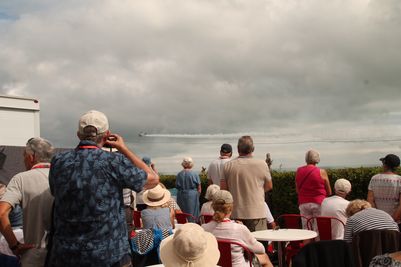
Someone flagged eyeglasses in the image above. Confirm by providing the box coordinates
[26,137,35,145]
[26,137,37,157]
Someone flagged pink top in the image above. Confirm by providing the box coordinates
[296,165,326,205]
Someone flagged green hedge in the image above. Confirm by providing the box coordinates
[160,166,391,219]
[268,167,384,217]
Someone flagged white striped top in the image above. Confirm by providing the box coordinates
[344,208,399,242]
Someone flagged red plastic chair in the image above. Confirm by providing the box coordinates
[200,214,213,224]
[133,210,142,229]
[276,214,310,265]
[307,216,345,240]
[217,239,255,267]
[175,212,197,224]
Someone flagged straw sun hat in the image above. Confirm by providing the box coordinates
[142,184,171,207]
[160,223,220,267]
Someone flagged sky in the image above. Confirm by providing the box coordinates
[1,0,401,173]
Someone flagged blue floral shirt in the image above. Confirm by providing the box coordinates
[48,140,147,266]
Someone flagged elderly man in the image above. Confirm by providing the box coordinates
[0,137,54,267]
[222,136,273,232]
[48,110,159,267]
[321,178,352,239]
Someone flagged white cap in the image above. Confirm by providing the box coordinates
[78,110,109,135]
[334,178,352,194]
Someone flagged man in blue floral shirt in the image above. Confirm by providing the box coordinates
[48,110,159,267]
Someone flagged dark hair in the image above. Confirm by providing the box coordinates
[237,136,254,155]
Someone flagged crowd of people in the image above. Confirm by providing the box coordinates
[0,109,400,267]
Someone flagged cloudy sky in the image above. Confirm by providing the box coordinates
[1,0,401,173]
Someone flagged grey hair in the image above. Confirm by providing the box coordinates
[205,184,220,200]
[181,157,194,168]
[78,126,106,144]
[305,149,320,164]
[25,137,54,163]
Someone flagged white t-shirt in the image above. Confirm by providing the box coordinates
[207,157,231,185]
[202,220,265,267]
[320,195,349,239]
[264,203,274,224]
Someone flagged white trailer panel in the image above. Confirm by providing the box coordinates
[0,95,40,146]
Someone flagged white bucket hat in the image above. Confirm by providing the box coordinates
[160,223,220,267]
[142,184,171,207]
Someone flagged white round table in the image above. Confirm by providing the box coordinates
[252,229,317,267]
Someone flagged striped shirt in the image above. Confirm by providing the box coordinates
[344,208,399,242]
[368,173,401,216]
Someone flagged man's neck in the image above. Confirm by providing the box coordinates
[239,153,252,157]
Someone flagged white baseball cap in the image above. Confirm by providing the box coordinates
[78,110,109,135]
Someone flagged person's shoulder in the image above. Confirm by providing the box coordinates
[371,173,382,180]
[13,168,39,179]
[201,220,217,231]
[233,221,252,232]
[52,149,74,160]
[226,157,239,163]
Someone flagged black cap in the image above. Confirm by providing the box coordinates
[380,154,400,169]
[220,143,232,154]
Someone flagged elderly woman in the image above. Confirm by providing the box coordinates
[343,199,399,242]
[200,184,220,215]
[202,190,273,267]
[295,149,332,227]
[176,157,201,221]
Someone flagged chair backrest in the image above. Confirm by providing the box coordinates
[292,240,355,267]
[217,239,254,267]
[352,230,401,267]
[175,212,197,224]
[200,214,213,224]
[307,216,345,240]
[277,214,309,229]
[133,210,142,228]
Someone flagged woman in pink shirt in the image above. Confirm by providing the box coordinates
[295,149,332,227]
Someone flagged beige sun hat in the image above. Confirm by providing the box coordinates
[142,184,171,207]
[160,223,220,267]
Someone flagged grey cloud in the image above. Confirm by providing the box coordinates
[1,0,401,172]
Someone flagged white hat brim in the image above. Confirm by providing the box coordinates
[160,231,220,267]
[142,189,171,207]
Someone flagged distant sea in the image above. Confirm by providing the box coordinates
[125,133,389,175]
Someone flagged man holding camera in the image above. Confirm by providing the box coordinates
[48,110,159,267]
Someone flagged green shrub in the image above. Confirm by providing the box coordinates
[160,166,390,219]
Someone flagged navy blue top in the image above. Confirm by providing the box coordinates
[48,140,147,266]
